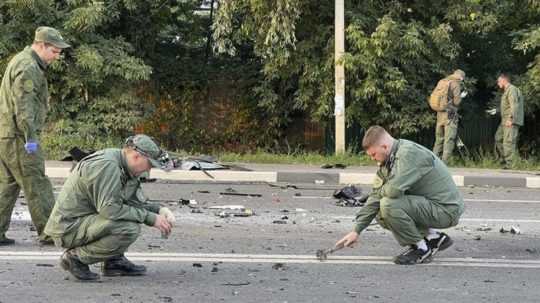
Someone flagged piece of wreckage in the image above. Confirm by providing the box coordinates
[61,147,241,179]
[333,185,369,207]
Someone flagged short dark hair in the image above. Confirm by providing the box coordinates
[498,73,511,82]
[362,125,388,149]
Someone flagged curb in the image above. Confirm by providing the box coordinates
[45,167,540,189]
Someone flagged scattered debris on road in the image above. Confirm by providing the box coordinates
[320,163,347,169]
[333,185,369,207]
[500,226,521,234]
[35,263,54,267]
[219,192,262,198]
[216,209,254,218]
[272,263,287,271]
[272,220,287,224]
[476,224,492,232]
[180,199,198,207]
[192,263,203,268]
[221,282,251,286]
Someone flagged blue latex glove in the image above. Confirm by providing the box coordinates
[24,140,38,154]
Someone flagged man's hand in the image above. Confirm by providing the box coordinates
[159,207,176,224]
[153,214,172,236]
[505,119,513,127]
[335,231,359,248]
[460,91,468,98]
[24,140,38,154]
[486,108,497,116]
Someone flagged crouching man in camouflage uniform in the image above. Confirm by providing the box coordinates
[44,135,175,280]
[336,126,464,265]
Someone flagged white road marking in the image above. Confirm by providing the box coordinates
[1,251,539,269]
[294,196,540,204]
[333,215,540,223]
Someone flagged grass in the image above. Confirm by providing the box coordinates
[215,150,373,166]
[215,149,540,171]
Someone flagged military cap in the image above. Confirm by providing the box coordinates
[125,135,173,171]
[453,69,465,80]
[34,26,71,49]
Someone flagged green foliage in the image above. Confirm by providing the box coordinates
[212,0,540,151]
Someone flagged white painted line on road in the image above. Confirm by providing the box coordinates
[1,251,540,269]
[526,177,540,189]
[295,196,540,204]
[151,170,278,182]
[333,216,540,223]
[465,198,540,204]
[339,173,374,185]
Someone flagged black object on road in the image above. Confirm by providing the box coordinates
[333,185,369,207]
[219,192,262,197]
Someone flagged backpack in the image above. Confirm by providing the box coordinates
[429,78,451,112]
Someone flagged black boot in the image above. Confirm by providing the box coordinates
[102,254,147,276]
[60,250,99,281]
[0,234,15,246]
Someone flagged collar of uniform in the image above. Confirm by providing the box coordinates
[120,149,136,179]
[26,46,48,71]
[384,139,400,171]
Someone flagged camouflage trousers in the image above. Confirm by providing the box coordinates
[0,137,54,240]
[433,119,458,163]
[53,215,141,264]
[375,195,464,246]
[494,123,520,166]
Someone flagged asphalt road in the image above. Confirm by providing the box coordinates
[2,180,540,303]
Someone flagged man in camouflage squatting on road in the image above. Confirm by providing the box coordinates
[432,69,467,163]
[0,26,70,245]
[336,126,465,265]
[44,135,176,281]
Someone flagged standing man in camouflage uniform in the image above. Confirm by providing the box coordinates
[336,126,464,265]
[0,26,70,245]
[494,73,524,169]
[45,135,176,281]
[432,69,466,163]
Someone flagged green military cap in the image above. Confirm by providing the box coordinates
[34,26,71,49]
[453,69,465,80]
[125,134,173,171]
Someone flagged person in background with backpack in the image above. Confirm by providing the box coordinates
[430,69,467,163]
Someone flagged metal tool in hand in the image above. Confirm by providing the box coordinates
[316,242,345,261]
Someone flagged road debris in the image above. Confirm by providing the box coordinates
[219,192,262,198]
[473,235,482,240]
[500,226,521,234]
[216,209,254,218]
[272,263,287,271]
[333,185,369,207]
[315,180,326,184]
[221,282,250,286]
[35,263,54,267]
[321,163,347,169]
[192,263,203,268]
[180,199,198,207]
[510,226,521,234]
[209,205,245,210]
[272,220,287,224]
[476,224,492,232]
[191,208,203,214]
